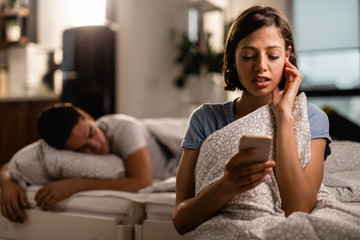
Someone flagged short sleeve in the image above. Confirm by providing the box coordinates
[307,103,332,160]
[181,106,206,150]
[181,101,234,150]
[97,115,148,158]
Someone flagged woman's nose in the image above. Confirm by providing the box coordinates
[255,55,267,72]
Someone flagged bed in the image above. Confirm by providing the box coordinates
[1,139,359,240]
[0,185,190,240]
[0,117,190,240]
[1,111,360,239]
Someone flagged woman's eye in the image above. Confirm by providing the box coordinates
[242,56,254,60]
[269,56,280,60]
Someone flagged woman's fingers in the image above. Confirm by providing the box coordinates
[237,166,273,185]
[226,157,275,181]
[271,57,302,115]
[284,58,302,86]
[223,148,276,195]
[226,151,275,172]
[224,166,273,195]
[225,149,256,172]
[237,175,268,193]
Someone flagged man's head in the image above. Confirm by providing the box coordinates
[37,102,109,154]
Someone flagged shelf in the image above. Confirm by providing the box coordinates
[2,7,30,17]
[0,6,30,47]
[0,36,28,48]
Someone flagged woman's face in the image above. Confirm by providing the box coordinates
[234,26,290,96]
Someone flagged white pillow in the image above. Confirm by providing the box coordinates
[9,140,125,188]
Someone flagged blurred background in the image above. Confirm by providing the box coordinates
[1,0,360,164]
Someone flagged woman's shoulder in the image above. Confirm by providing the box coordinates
[193,100,234,119]
[307,103,328,122]
[188,100,235,135]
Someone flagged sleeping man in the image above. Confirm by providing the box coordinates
[0,102,183,223]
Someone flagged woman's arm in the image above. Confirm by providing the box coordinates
[173,148,275,235]
[274,118,325,216]
[35,146,153,210]
[272,57,325,216]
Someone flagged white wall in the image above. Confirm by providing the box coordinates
[226,0,287,21]
[114,0,288,118]
[36,0,288,119]
[115,0,188,118]
[37,0,72,50]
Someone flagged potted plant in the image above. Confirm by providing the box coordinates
[174,32,223,88]
[5,19,21,42]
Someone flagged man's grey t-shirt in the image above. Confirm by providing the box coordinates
[96,114,168,180]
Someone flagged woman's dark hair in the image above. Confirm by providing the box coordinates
[223,6,298,91]
[37,102,86,149]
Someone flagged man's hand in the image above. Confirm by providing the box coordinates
[1,180,28,223]
[35,179,79,210]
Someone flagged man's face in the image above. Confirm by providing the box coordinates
[65,117,110,155]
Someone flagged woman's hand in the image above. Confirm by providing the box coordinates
[173,148,275,235]
[271,57,302,118]
[221,148,276,197]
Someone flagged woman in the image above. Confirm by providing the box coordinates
[173,6,332,236]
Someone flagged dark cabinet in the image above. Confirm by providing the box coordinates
[0,98,59,167]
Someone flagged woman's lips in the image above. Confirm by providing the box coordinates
[253,76,270,87]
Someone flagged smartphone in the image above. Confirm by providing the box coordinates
[239,135,273,163]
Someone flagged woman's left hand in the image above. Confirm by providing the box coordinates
[271,57,302,118]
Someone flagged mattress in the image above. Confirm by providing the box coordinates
[26,186,177,224]
[144,192,175,220]
[26,185,145,224]
[135,192,192,240]
[1,187,178,240]
[0,208,126,240]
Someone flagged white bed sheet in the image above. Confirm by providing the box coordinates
[26,186,144,224]
[25,186,177,224]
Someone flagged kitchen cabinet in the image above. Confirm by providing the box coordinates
[0,97,59,167]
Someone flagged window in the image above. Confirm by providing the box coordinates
[292,0,360,95]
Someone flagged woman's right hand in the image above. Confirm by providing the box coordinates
[221,148,276,197]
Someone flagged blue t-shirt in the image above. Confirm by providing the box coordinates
[181,99,332,160]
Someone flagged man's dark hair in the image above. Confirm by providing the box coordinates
[37,102,86,149]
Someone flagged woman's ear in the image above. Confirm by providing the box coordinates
[286,46,292,59]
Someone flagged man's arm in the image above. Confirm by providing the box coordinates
[0,163,29,223]
[35,146,153,210]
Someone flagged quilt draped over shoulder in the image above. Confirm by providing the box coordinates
[193,93,360,240]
